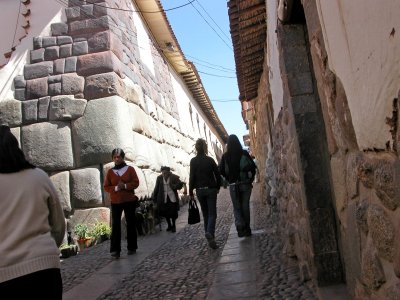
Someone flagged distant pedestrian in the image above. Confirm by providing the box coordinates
[219,134,256,237]
[104,148,140,258]
[152,166,184,232]
[189,138,221,249]
[0,125,65,299]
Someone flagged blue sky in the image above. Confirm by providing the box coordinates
[160,0,248,143]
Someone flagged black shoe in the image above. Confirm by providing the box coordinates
[237,230,245,237]
[244,228,252,237]
[111,251,120,258]
[166,227,172,231]
[208,239,218,249]
[171,225,176,233]
[127,250,136,255]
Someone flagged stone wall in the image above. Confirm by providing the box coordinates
[303,1,400,298]
[260,0,400,298]
[0,0,224,238]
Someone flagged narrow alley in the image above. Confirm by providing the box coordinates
[61,186,319,300]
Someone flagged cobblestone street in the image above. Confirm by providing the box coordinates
[61,185,318,299]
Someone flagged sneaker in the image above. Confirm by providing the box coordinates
[205,232,213,240]
[208,239,218,249]
[127,250,136,255]
[110,251,120,258]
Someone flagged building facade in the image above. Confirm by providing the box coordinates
[228,0,400,298]
[0,0,227,236]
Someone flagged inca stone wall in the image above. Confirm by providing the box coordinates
[0,0,224,237]
[258,0,400,298]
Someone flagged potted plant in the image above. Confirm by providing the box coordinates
[59,243,78,259]
[89,221,111,244]
[73,223,93,251]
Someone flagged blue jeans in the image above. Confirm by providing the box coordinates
[229,183,252,232]
[196,188,218,237]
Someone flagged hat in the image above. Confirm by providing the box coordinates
[161,166,170,172]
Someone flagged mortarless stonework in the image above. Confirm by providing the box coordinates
[0,0,224,239]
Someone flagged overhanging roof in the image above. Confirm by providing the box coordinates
[227,0,266,102]
[135,0,228,143]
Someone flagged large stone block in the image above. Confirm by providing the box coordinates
[130,131,157,169]
[71,96,134,167]
[123,77,145,107]
[0,99,22,126]
[21,122,74,170]
[72,41,88,56]
[24,61,53,80]
[367,204,395,261]
[87,31,123,60]
[77,51,121,77]
[69,16,111,35]
[361,241,386,290]
[70,167,103,208]
[129,103,151,136]
[44,46,60,61]
[62,73,84,95]
[26,77,48,99]
[50,171,72,215]
[49,95,87,121]
[51,22,68,36]
[38,96,50,121]
[54,59,65,75]
[68,207,110,231]
[60,44,72,58]
[65,56,77,73]
[373,154,400,210]
[84,72,125,100]
[57,36,73,46]
[14,75,26,88]
[30,48,45,63]
[22,99,38,124]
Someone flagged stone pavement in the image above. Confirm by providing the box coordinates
[61,185,320,299]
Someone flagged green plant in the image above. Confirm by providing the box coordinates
[73,223,90,240]
[89,221,111,239]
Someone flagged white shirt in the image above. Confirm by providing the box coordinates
[163,177,177,203]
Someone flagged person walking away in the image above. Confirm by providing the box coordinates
[152,166,184,232]
[104,148,139,258]
[219,134,256,237]
[0,125,65,299]
[189,139,221,249]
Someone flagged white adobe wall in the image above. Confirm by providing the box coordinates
[316,0,400,150]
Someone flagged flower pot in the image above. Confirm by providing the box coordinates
[77,237,94,251]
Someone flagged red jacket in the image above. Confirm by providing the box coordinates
[104,166,139,204]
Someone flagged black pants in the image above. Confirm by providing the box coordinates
[111,201,137,253]
[0,268,62,299]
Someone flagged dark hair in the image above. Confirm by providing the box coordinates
[111,148,125,159]
[0,125,35,173]
[226,134,243,158]
[161,166,170,172]
[225,134,243,174]
[195,138,208,155]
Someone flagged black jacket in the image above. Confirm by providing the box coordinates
[189,154,221,196]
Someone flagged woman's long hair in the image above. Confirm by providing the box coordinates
[225,134,243,176]
[0,125,35,173]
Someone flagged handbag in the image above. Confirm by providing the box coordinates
[188,198,200,225]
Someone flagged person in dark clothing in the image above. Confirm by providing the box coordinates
[219,134,256,237]
[152,166,184,232]
[189,138,221,249]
